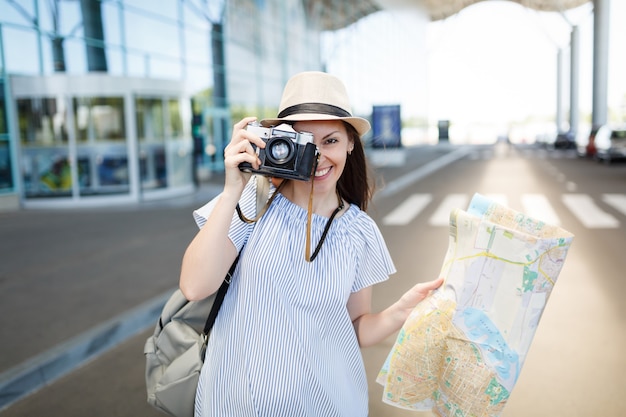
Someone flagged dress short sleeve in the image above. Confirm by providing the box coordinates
[227,179,257,251]
[346,211,396,292]
[191,176,259,250]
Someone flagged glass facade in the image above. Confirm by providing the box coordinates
[0,0,345,208]
[17,95,132,198]
[11,73,194,207]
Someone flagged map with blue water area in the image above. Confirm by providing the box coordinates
[377,193,574,417]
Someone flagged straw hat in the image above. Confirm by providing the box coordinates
[261,71,371,136]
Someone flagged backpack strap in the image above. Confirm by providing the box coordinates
[202,254,238,336]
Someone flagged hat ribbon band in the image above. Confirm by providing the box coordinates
[277,103,352,119]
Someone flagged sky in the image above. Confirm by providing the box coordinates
[324,0,625,143]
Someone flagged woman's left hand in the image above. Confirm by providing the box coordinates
[350,277,445,348]
[395,277,444,321]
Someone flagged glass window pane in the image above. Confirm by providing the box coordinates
[124,13,179,61]
[185,28,210,67]
[105,48,125,76]
[17,97,68,145]
[125,53,148,78]
[136,97,166,190]
[78,144,130,196]
[148,56,181,80]
[124,0,177,21]
[3,1,35,26]
[167,139,192,187]
[136,98,164,142]
[139,144,166,190]
[4,28,41,75]
[34,0,81,34]
[102,1,122,46]
[72,96,129,196]
[73,97,125,142]
[168,99,183,138]
[62,37,88,74]
[17,97,71,197]
[22,148,72,198]
[73,97,130,196]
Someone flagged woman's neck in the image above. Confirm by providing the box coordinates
[280,180,341,217]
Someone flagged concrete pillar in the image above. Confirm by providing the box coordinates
[569,26,580,136]
[80,0,108,72]
[211,22,227,108]
[592,0,610,129]
[556,48,564,133]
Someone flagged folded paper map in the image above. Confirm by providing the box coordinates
[377,193,574,416]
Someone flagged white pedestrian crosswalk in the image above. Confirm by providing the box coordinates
[602,194,626,217]
[428,194,468,227]
[520,194,561,225]
[381,194,432,226]
[561,194,619,228]
[382,192,626,229]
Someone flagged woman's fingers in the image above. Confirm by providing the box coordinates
[232,117,265,148]
[224,139,260,169]
[409,278,441,301]
[422,277,444,292]
[224,117,266,171]
[397,277,444,312]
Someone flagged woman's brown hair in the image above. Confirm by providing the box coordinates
[337,122,375,211]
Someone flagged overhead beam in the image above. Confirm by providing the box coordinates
[305,0,591,30]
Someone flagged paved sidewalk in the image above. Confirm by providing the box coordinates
[0,178,225,416]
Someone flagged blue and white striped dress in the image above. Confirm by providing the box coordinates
[194,179,396,417]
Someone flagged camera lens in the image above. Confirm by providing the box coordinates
[270,141,290,161]
[266,137,295,165]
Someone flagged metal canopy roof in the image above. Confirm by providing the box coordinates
[308,0,591,30]
[303,0,380,31]
[386,0,591,20]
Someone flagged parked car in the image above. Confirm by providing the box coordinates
[594,125,626,164]
[554,131,576,149]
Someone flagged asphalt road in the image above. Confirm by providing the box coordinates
[1,142,625,416]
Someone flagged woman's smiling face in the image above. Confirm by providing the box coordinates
[293,120,353,191]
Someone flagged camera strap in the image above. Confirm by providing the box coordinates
[305,175,344,262]
[236,177,285,224]
[235,172,344,262]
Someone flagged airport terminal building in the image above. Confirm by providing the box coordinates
[0,0,377,210]
[0,0,609,211]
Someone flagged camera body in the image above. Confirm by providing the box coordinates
[239,122,318,181]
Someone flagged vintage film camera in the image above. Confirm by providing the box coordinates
[238,122,319,181]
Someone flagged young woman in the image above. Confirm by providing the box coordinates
[179,71,442,416]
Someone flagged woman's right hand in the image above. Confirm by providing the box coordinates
[222,117,266,194]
